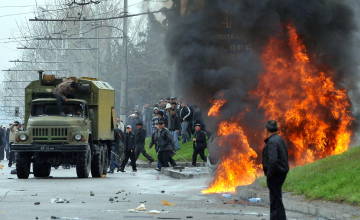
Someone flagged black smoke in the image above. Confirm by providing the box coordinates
[166,0,360,156]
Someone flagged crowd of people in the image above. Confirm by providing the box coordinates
[109,97,209,173]
[0,121,23,167]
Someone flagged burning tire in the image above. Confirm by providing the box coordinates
[76,150,91,178]
[16,153,31,179]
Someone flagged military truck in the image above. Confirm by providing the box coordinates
[12,72,116,179]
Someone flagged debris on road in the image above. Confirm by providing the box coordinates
[241,212,267,217]
[221,194,232,199]
[157,218,181,220]
[128,203,147,212]
[161,200,175,207]
[206,211,240,215]
[50,216,83,220]
[248,198,262,203]
[50,198,70,204]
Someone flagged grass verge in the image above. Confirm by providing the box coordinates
[260,147,360,205]
[139,137,208,162]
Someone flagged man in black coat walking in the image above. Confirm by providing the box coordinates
[135,122,154,163]
[192,123,207,166]
[262,120,289,220]
[155,120,175,170]
[119,125,137,172]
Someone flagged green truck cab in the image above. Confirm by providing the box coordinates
[12,73,116,179]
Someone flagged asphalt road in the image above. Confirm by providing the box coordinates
[0,161,316,220]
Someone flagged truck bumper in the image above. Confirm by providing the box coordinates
[11,144,90,153]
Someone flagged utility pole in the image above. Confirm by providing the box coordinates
[96,21,100,79]
[119,0,128,121]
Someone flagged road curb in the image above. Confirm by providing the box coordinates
[236,183,360,220]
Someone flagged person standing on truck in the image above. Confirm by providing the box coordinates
[134,122,154,163]
[119,125,137,172]
[53,79,79,115]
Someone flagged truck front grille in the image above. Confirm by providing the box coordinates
[51,128,68,137]
[33,128,48,137]
[32,128,68,137]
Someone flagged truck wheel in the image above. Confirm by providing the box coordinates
[76,150,91,178]
[102,147,109,176]
[16,153,31,179]
[91,147,104,178]
[33,162,51,178]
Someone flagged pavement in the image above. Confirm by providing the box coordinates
[0,160,322,220]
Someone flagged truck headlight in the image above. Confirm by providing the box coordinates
[74,134,82,141]
[19,134,28,141]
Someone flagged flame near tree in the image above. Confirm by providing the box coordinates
[203,24,353,194]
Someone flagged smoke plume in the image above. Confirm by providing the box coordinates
[167,0,360,157]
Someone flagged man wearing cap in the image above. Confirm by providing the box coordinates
[135,122,154,163]
[155,119,175,170]
[119,125,137,172]
[262,120,289,220]
[192,123,207,166]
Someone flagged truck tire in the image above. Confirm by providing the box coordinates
[16,153,31,179]
[91,148,104,178]
[102,146,109,176]
[33,162,51,178]
[76,150,91,178]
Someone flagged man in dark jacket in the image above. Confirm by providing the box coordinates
[262,120,289,220]
[192,124,207,166]
[119,125,137,172]
[135,122,154,163]
[155,120,175,170]
[0,126,4,160]
[109,127,125,173]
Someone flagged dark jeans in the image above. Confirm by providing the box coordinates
[192,147,207,165]
[158,151,170,168]
[0,144,4,160]
[267,173,287,220]
[135,144,154,162]
[120,149,137,171]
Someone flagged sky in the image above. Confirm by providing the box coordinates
[0,0,164,72]
[0,0,48,71]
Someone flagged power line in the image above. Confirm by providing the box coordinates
[29,8,171,22]
[2,69,67,72]
[17,47,98,50]
[33,36,122,40]
[9,60,82,64]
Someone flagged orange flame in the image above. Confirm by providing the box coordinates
[202,121,259,194]
[208,99,227,117]
[255,24,353,165]
[203,24,353,194]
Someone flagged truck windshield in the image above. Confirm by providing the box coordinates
[31,102,86,117]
